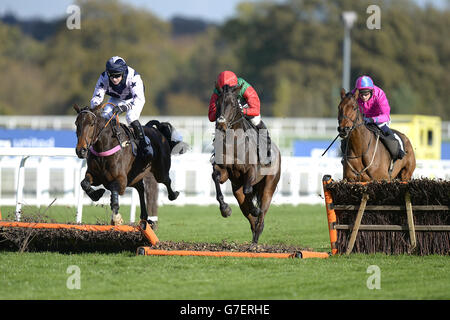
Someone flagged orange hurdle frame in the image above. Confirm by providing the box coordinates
[137,247,329,259]
[322,175,338,255]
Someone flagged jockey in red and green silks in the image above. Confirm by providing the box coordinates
[209,70,272,164]
[208,71,261,124]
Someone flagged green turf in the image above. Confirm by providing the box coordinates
[1,204,449,299]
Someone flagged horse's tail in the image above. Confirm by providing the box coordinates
[145,120,189,155]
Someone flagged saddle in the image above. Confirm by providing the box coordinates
[365,123,404,162]
[114,121,138,157]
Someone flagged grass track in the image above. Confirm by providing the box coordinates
[0,204,449,299]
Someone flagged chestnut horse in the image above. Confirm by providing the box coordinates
[212,85,281,243]
[74,104,185,230]
[337,89,416,181]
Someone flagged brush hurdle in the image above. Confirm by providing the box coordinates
[322,175,450,255]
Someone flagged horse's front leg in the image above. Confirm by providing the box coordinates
[108,178,126,226]
[212,164,231,218]
[80,172,105,201]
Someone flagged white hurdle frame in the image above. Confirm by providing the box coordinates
[0,147,139,223]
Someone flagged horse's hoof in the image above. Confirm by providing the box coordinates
[250,207,261,217]
[243,186,253,195]
[169,191,179,201]
[111,213,123,226]
[220,204,232,218]
[89,189,105,201]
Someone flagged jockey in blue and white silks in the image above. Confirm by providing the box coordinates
[90,56,153,157]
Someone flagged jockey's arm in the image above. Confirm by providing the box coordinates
[129,74,146,111]
[242,86,260,117]
[372,89,391,124]
[90,73,107,108]
[208,92,219,122]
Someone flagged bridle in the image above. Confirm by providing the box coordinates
[340,97,380,179]
[76,103,120,152]
[339,98,364,135]
[216,91,246,130]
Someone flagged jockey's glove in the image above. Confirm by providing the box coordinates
[364,117,375,125]
[238,102,248,111]
[113,102,132,114]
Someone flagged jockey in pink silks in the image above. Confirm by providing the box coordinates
[352,75,405,159]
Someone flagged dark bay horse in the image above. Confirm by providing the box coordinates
[337,89,416,181]
[212,85,281,243]
[74,104,185,230]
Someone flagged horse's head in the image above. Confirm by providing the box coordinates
[337,88,361,139]
[215,84,243,132]
[74,104,101,159]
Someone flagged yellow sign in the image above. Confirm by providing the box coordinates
[391,115,441,160]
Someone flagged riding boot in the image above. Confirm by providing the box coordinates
[256,121,272,165]
[380,124,404,161]
[131,120,154,158]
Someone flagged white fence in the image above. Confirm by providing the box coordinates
[2,115,449,155]
[1,148,450,223]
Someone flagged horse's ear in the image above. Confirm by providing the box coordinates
[353,89,359,100]
[340,88,346,100]
[73,104,81,113]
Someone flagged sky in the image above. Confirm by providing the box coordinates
[0,0,252,22]
[0,0,447,22]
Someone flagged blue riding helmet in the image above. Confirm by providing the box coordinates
[106,56,127,75]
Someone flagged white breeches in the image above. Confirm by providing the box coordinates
[247,114,261,126]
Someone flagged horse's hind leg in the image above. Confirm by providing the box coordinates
[252,174,279,243]
[162,175,179,201]
[80,172,105,201]
[133,179,156,230]
[233,186,260,243]
[213,165,232,217]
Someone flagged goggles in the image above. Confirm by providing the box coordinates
[108,72,123,79]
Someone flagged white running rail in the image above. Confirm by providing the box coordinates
[1,148,450,223]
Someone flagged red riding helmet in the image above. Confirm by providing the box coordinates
[217,71,238,88]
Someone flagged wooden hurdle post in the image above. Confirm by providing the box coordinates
[345,193,369,255]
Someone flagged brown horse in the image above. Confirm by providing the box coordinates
[337,89,416,181]
[74,104,186,230]
[212,85,281,243]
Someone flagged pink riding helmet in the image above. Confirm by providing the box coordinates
[355,75,374,91]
